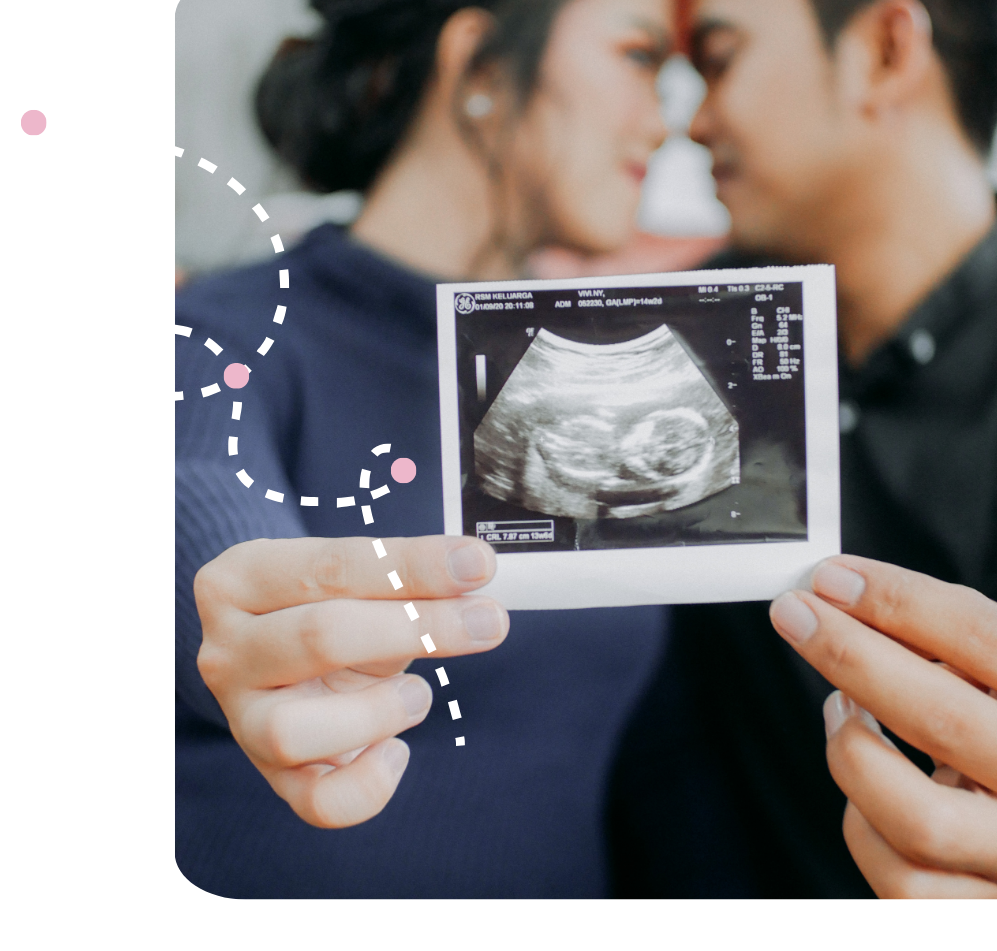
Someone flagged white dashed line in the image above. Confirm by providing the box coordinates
[174,147,184,157]
[300,497,319,506]
[236,469,254,488]
[372,539,387,559]
[257,337,274,356]
[435,667,449,687]
[273,305,286,325]
[204,338,223,356]
[448,700,462,720]
[387,571,403,590]
[227,178,245,195]
[404,602,419,621]
[270,235,284,253]
[371,485,390,500]
[455,736,465,747]
[359,469,371,489]
[265,489,284,503]
[421,634,437,654]
[175,392,184,401]
[175,325,192,337]
[198,158,217,173]
[337,496,356,508]
[228,437,238,456]
[231,402,242,420]
[252,204,269,222]
[201,383,220,398]
[279,269,289,288]
[372,444,391,456]
[362,505,374,525]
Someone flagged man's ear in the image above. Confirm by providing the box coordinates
[832,0,937,118]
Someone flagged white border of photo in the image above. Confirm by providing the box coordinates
[438,264,840,610]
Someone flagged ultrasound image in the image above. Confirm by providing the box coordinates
[474,325,740,519]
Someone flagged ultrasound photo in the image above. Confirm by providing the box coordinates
[445,278,815,555]
[474,325,740,519]
[437,267,842,607]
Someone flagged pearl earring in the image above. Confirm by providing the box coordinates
[465,93,493,118]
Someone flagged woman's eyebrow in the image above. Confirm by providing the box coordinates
[626,17,673,56]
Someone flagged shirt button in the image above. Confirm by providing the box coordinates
[909,329,936,365]
[839,400,860,434]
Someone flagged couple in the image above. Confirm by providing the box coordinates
[175,0,997,898]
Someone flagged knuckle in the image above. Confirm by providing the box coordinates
[870,570,915,629]
[298,605,340,669]
[261,704,300,768]
[311,542,351,598]
[192,560,228,616]
[957,584,997,636]
[818,629,861,680]
[195,643,229,692]
[902,800,959,867]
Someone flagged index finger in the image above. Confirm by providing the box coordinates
[195,535,497,615]
[809,555,997,691]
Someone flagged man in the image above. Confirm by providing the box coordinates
[609,0,997,897]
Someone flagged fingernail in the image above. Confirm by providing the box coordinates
[823,691,854,738]
[397,676,431,718]
[463,603,504,642]
[447,543,488,582]
[382,739,410,778]
[770,592,818,645]
[812,561,866,606]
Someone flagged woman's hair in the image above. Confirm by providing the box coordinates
[256,0,570,193]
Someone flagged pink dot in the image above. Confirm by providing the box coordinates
[223,363,250,389]
[21,111,46,135]
[391,458,417,484]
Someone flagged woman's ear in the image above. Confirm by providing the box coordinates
[435,7,498,102]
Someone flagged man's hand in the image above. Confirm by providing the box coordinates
[194,535,508,829]
[769,555,997,898]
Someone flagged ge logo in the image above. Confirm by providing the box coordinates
[455,293,476,315]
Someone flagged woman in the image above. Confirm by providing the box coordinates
[176,0,674,897]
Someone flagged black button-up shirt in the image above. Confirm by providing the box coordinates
[610,221,997,898]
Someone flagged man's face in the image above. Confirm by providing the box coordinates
[689,0,861,258]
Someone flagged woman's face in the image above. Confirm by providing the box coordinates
[509,0,672,254]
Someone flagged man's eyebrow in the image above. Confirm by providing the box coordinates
[690,17,737,50]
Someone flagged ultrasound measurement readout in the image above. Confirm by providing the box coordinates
[476,520,555,543]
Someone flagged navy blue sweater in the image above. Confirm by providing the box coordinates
[175,224,668,898]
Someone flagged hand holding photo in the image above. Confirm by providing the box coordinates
[438,265,841,609]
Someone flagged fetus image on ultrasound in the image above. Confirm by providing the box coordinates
[474,325,740,519]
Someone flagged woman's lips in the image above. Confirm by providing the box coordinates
[625,162,648,185]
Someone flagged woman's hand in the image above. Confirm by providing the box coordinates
[768,555,997,898]
[193,534,508,829]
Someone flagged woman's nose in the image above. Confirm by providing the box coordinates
[688,96,712,147]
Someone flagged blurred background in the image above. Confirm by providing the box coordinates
[175,0,997,285]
